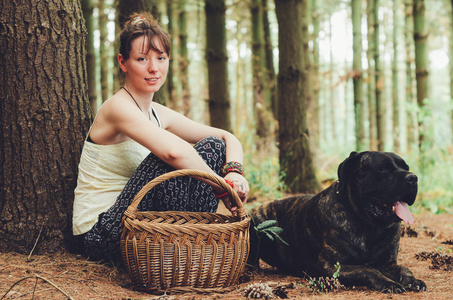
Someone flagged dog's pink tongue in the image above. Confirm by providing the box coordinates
[394,201,414,225]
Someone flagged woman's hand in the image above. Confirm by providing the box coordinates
[220,173,249,213]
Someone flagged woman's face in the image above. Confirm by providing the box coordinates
[119,36,169,95]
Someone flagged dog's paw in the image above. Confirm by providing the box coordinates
[372,278,406,294]
[400,272,427,292]
[404,279,427,292]
[380,283,406,294]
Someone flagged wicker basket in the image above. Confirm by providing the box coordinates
[120,169,250,292]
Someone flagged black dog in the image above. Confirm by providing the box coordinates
[248,151,426,293]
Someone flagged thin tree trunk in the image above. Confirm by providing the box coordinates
[99,0,110,102]
[166,0,176,109]
[392,0,401,152]
[251,0,272,146]
[262,0,278,121]
[366,0,376,150]
[404,0,418,151]
[275,0,320,194]
[449,0,453,141]
[311,0,320,150]
[0,0,91,253]
[205,0,232,131]
[352,0,365,151]
[178,0,190,116]
[328,13,337,143]
[82,0,97,114]
[413,0,429,148]
[373,0,385,151]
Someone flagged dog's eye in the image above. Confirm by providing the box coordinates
[377,168,389,173]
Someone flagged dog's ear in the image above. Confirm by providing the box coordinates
[337,151,359,181]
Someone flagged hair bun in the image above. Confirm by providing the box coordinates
[131,15,147,26]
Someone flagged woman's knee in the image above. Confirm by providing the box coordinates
[195,136,226,151]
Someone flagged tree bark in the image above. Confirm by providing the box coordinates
[404,0,418,151]
[205,0,232,131]
[99,0,110,103]
[310,0,320,150]
[275,0,320,194]
[450,0,453,139]
[251,0,273,146]
[413,0,429,148]
[392,0,401,153]
[352,0,365,151]
[178,0,191,116]
[262,0,278,121]
[373,0,385,151]
[0,0,91,253]
[82,0,97,115]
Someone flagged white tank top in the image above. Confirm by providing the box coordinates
[72,106,160,235]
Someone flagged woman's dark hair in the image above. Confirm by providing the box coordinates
[119,12,171,60]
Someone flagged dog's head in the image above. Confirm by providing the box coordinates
[337,151,418,227]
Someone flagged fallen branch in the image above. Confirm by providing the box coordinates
[27,222,45,261]
[0,274,74,300]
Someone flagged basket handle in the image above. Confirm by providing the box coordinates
[124,169,248,219]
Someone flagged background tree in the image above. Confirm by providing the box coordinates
[367,0,377,150]
[413,0,429,148]
[99,0,111,103]
[178,0,191,116]
[262,0,278,121]
[392,0,401,152]
[275,0,320,193]
[0,0,91,253]
[82,0,97,114]
[449,0,453,138]
[309,0,321,150]
[251,0,273,147]
[373,0,385,151]
[404,0,418,150]
[205,0,232,131]
[352,0,366,151]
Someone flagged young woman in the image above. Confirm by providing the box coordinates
[73,13,249,262]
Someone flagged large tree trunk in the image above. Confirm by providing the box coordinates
[275,0,320,194]
[0,0,91,253]
[352,0,365,151]
[413,0,429,148]
[205,0,232,131]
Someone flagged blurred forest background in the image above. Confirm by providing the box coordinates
[1,0,452,253]
[83,0,453,212]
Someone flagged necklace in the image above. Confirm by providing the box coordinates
[122,87,151,120]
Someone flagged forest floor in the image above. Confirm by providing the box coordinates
[0,210,452,300]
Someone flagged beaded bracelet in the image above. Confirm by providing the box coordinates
[221,161,244,177]
[213,179,234,198]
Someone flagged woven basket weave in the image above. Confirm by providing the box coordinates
[120,169,250,292]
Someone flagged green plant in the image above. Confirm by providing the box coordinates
[254,219,289,246]
[305,262,344,294]
[249,215,289,268]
